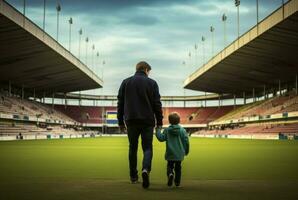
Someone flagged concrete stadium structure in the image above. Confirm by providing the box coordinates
[53,92,232,102]
[0,0,103,95]
[184,0,298,98]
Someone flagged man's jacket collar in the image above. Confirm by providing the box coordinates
[134,71,147,76]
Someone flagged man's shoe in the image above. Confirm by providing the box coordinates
[167,173,174,187]
[142,169,150,189]
[175,181,180,187]
[130,176,138,184]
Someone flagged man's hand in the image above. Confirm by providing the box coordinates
[155,125,162,133]
[119,125,126,134]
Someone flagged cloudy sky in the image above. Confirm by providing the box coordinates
[7,0,286,96]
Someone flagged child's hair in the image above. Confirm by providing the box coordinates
[168,112,180,125]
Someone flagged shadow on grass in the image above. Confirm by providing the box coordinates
[0,178,297,200]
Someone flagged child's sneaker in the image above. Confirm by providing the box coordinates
[167,173,174,187]
[142,169,150,189]
[175,181,180,187]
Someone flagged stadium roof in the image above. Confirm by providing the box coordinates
[184,0,298,97]
[0,0,103,93]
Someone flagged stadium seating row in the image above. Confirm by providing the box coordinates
[54,105,234,125]
[162,106,234,124]
[196,122,298,135]
[1,92,298,137]
[0,94,75,123]
[215,93,298,122]
[0,120,97,137]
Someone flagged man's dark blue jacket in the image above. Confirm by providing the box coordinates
[117,71,163,126]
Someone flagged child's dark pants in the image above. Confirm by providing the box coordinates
[167,161,182,184]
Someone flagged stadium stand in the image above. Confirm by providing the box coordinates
[0,93,93,138]
[2,90,298,138]
[215,93,298,122]
[0,120,73,137]
[197,122,298,136]
[0,93,76,124]
[194,92,298,138]
[0,121,43,136]
[163,106,234,124]
[54,105,234,125]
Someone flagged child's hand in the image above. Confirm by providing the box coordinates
[155,127,161,134]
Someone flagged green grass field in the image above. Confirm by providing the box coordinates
[0,137,297,200]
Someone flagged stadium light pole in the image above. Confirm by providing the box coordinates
[92,44,95,71]
[182,61,186,107]
[101,60,106,94]
[282,0,285,19]
[194,44,198,66]
[78,28,83,60]
[68,17,73,52]
[96,51,100,77]
[96,51,101,96]
[23,0,26,16]
[210,26,215,56]
[256,0,259,35]
[85,37,89,66]
[188,51,192,68]
[43,0,46,31]
[201,36,206,64]
[102,60,106,79]
[222,13,227,47]
[235,0,240,39]
[56,2,61,42]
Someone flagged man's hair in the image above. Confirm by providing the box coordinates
[168,112,180,125]
[136,61,152,72]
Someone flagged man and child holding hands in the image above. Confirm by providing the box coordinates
[117,61,189,189]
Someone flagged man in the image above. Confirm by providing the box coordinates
[117,61,163,189]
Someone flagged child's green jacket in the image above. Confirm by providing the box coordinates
[155,124,189,161]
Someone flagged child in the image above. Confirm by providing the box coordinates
[155,112,189,187]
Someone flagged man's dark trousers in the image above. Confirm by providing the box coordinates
[127,124,154,178]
